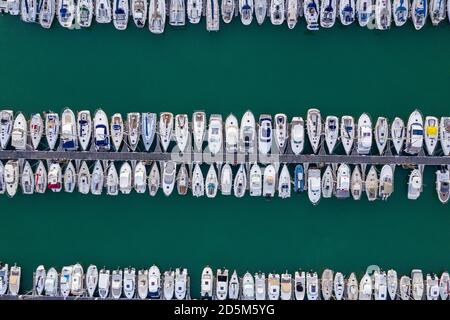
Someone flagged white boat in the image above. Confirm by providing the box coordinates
[304,0,320,30]
[34,161,47,194]
[251,272,264,300]
[77,110,92,151]
[208,114,223,155]
[131,0,148,27]
[21,0,37,22]
[38,0,55,28]
[359,273,372,300]
[0,110,13,149]
[375,0,391,30]
[274,113,288,153]
[60,265,73,298]
[5,160,19,197]
[267,273,280,300]
[290,117,304,155]
[439,272,449,300]
[320,0,337,28]
[162,161,176,196]
[6,0,20,15]
[106,162,119,196]
[249,163,262,196]
[228,270,240,300]
[307,168,321,205]
[405,110,424,155]
[321,165,334,198]
[306,272,319,300]
[8,265,20,296]
[426,273,440,300]
[294,271,306,300]
[391,117,405,155]
[325,116,338,154]
[221,0,235,23]
[234,164,247,198]
[408,169,422,200]
[216,269,229,300]
[240,111,256,154]
[286,0,298,28]
[11,112,27,150]
[76,0,94,27]
[61,108,78,151]
[33,265,46,296]
[86,265,98,298]
[48,163,62,193]
[141,112,156,151]
[374,270,388,300]
[387,269,398,300]
[159,112,174,152]
[111,113,124,151]
[134,161,147,194]
[95,0,112,23]
[399,275,411,300]
[113,0,129,30]
[78,161,91,194]
[44,267,58,297]
[351,165,363,200]
[148,162,160,196]
[71,263,84,296]
[411,0,427,30]
[206,0,220,31]
[258,114,272,155]
[263,164,276,197]
[242,272,255,300]
[149,0,166,33]
[192,163,205,197]
[321,269,333,300]
[123,267,136,299]
[187,0,202,24]
[169,0,186,26]
[424,116,439,155]
[374,117,388,155]
[339,0,355,25]
[270,0,285,25]
[278,164,291,199]
[392,0,409,26]
[357,113,372,155]
[365,165,378,201]
[127,112,140,151]
[175,268,188,300]
[436,169,450,204]
[412,269,424,300]
[334,272,345,300]
[220,164,233,195]
[93,109,110,151]
[253,0,266,24]
[177,164,189,195]
[306,108,322,154]
[57,0,75,28]
[440,117,450,156]
[111,269,123,300]
[205,165,218,198]
[346,272,359,300]
[148,265,161,299]
[192,111,206,152]
[336,163,350,199]
[90,161,104,195]
[163,270,175,300]
[239,0,254,25]
[29,114,43,150]
[137,269,148,299]
[119,162,132,194]
[174,114,188,153]
[0,162,4,195]
[98,268,110,299]
[379,164,393,200]
[200,266,213,299]
[225,114,239,153]
[21,161,34,194]
[45,112,60,150]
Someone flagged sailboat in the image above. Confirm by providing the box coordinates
[78,161,91,194]
[339,0,355,25]
[408,169,422,200]
[270,0,285,25]
[411,0,427,30]
[411,269,424,300]
[254,0,267,24]
[321,165,334,198]
[306,108,322,154]
[399,276,411,300]
[340,116,355,155]
[351,165,363,200]
[424,116,439,155]
[307,167,321,205]
[86,265,99,298]
[76,0,94,27]
[192,163,205,197]
[405,109,424,155]
[429,0,446,25]
[11,112,27,150]
[98,268,110,299]
[206,0,220,31]
[239,0,254,25]
[169,0,186,26]
[263,164,276,197]
[228,270,240,300]
[45,112,60,150]
[278,164,291,199]
[249,163,262,196]
[387,269,398,300]
[163,270,175,300]
[220,164,233,195]
[137,269,148,299]
[193,111,206,152]
[111,113,124,151]
[38,0,56,28]
[336,163,350,199]
[57,0,75,28]
[294,164,305,192]
[347,273,359,300]
[93,109,110,151]
[34,161,47,194]
[134,161,147,194]
[113,0,129,30]
[391,117,405,155]
[21,0,37,22]
[334,272,345,300]
[221,0,235,23]
[119,162,133,194]
[159,112,174,152]
[435,168,450,204]
[148,162,160,196]
[61,108,78,151]
[439,272,449,300]
[208,114,223,155]
[149,0,166,33]
[106,162,119,196]
[177,164,189,195]
[274,113,288,154]
[47,163,62,193]
[320,0,337,28]
[378,164,393,200]
[290,117,304,155]
[286,0,298,28]
[325,116,339,154]
[4,160,19,197]
[392,0,409,26]
[34,265,46,296]
[440,117,450,156]
[374,117,389,155]
[0,162,5,195]
[375,0,391,30]
[21,161,34,195]
[321,269,333,300]
[225,114,239,153]
[131,0,148,27]
[95,0,112,23]
[175,114,189,153]
[359,273,372,300]
[77,110,92,151]
[304,0,320,30]
[365,165,378,201]
[357,113,372,155]
[187,0,203,24]
[127,112,141,152]
[234,164,247,198]
[205,165,218,198]
[0,110,13,150]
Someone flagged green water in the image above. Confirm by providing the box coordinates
[1,16,450,297]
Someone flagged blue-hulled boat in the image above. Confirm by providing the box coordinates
[294,164,305,192]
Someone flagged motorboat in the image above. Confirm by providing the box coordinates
[340,116,355,155]
[91,160,104,195]
[176,164,189,195]
[60,265,73,298]
[225,114,239,153]
[123,267,136,299]
[294,270,306,300]
[290,117,304,155]
[258,114,272,155]
[424,116,439,155]
[294,164,305,193]
[206,0,220,31]
[306,108,322,153]
[321,269,333,300]
[0,162,4,195]
[200,266,213,300]
[137,269,148,299]
[306,272,319,300]
[71,263,84,296]
[11,112,27,150]
[357,113,372,155]
[220,164,233,195]
[8,265,20,296]
[286,0,298,28]
[174,114,189,153]
[263,164,276,197]
[375,0,392,30]
[239,0,254,25]
[119,162,132,194]
[216,268,229,300]
[34,160,47,194]
[163,270,175,300]
[148,162,160,196]
[192,163,205,197]
[439,272,449,300]
[407,169,422,200]
[411,0,427,30]
[169,0,186,26]
[321,165,334,198]
[208,114,223,155]
[111,113,124,151]
[387,269,398,300]
[440,117,450,156]
[274,113,288,153]
[93,109,110,151]
[374,117,388,155]
[162,161,176,196]
[5,160,19,197]
[57,0,75,28]
[175,268,188,300]
[86,265,98,298]
[21,161,34,195]
[192,111,206,152]
[242,272,255,300]
[221,0,235,23]
[47,162,62,192]
[95,0,112,23]
[148,0,166,33]
[44,267,58,297]
[131,0,148,27]
[76,0,94,27]
[228,270,240,300]
[307,168,321,205]
[255,272,266,300]
[365,165,378,201]
[127,112,140,152]
[334,272,345,300]
[399,276,411,300]
[113,0,129,30]
[234,164,247,198]
[412,269,424,300]
[347,272,359,300]
[339,0,355,25]
[205,165,218,198]
[405,110,424,155]
[358,273,372,300]
[429,0,446,25]
[270,0,285,25]
[98,268,110,299]
[426,273,440,300]
[134,161,147,194]
[379,164,393,200]
[0,110,13,149]
[30,113,44,150]
[391,117,405,155]
[373,270,388,300]
[240,111,256,154]
[38,0,56,28]
[320,0,337,28]
[278,164,291,199]
[33,265,46,296]
[324,116,339,154]
[148,265,161,299]
[159,112,174,152]
[393,0,409,26]
[435,169,450,204]
[187,0,202,24]
[267,273,281,300]
[77,110,92,151]
[336,163,350,199]
[304,0,320,30]
[249,163,262,196]
[111,269,123,300]
[106,162,119,196]
[78,161,91,194]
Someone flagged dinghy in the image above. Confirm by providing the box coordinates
[374,117,389,155]
[320,0,337,28]
[307,168,321,205]
[149,0,166,33]
[175,114,189,153]
[306,108,322,154]
[11,113,27,150]
[263,164,276,197]
[38,0,56,28]
[169,0,186,26]
[113,0,129,30]
[131,0,148,27]
[148,162,160,196]
[391,117,405,155]
[220,164,233,195]
[127,112,140,152]
[249,163,262,196]
[111,113,124,151]
[176,164,189,195]
[77,110,92,151]
[106,162,119,196]
[141,113,156,151]
[205,165,218,198]
[95,0,112,23]
[424,116,439,155]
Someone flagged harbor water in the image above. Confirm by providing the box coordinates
[1,16,450,297]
